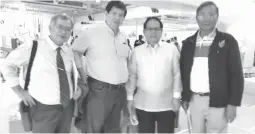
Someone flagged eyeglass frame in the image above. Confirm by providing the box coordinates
[197,13,218,19]
[55,24,73,33]
[144,27,162,32]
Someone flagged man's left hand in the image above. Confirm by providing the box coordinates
[73,86,82,100]
[225,105,237,123]
[172,98,181,112]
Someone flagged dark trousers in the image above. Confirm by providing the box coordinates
[83,77,127,133]
[136,109,175,133]
[30,99,74,133]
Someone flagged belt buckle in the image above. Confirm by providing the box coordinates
[119,83,125,89]
[108,84,113,90]
[109,83,117,90]
[109,83,123,90]
[197,92,209,96]
[115,83,123,90]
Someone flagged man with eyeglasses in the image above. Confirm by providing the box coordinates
[1,14,81,133]
[181,1,244,133]
[126,17,182,133]
[72,1,130,133]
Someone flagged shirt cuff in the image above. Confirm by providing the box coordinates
[6,78,20,88]
[173,91,181,99]
[127,95,134,100]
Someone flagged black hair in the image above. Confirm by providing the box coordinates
[106,1,127,17]
[143,16,163,30]
[196,1,219,15]
[138,35,143,39]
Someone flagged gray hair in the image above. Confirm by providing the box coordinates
[50,13,74,29]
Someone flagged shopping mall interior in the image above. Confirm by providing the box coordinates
[0,0,255,133]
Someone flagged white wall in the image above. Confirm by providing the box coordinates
[0,11,54,48]
[227,17,255,68]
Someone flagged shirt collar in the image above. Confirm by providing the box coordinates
[197,28,216,40]
[145,42,162,49]
[46,36,68,53]
[104,21,120,36]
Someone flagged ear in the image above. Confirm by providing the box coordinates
[216,14,219,20]
[48,25,52,32]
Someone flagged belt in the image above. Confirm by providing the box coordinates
[87,76,124,90]
[193,92,210,96]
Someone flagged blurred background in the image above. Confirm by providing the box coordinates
[1,0,255,133]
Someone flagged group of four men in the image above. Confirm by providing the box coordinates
[1,0,244,133]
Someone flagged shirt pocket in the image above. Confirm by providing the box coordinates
[116,43,129,58]
[115,36,129,58]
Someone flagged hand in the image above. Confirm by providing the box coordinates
[127,100,138,125]
[73,86,82,100]
[77,78,89,96]
[12,85,35,107]
[225,105,237,123]
[181,101,189,113]
[172,98,181,112]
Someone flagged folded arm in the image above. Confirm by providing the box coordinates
[1,42,35,106]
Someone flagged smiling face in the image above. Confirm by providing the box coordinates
[49,18,72,46]
[196,5,218,32]
[105,6,125,31]
[143,19,163,45]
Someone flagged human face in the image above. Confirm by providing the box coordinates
[49,18,72,46]
[196,5,218,32]
[143,19,162,45]
[106,6,125,31]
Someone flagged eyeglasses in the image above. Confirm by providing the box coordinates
[56,25,72,32]
[144,28,162,32]
[197,13,217,19]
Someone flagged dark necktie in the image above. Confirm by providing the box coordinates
[56,47,70,107]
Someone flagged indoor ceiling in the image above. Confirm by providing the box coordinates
[22,0,109,16]
[0,0,199,32]
[1,0,115,16]
[1,0,198,17]
[3,0,253,31]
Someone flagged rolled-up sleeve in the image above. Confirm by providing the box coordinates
[125,50,137,100]
[1,44,32,87]
[72,31,89,69]
[172,46,183,98]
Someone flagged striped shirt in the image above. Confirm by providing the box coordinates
[190,29,216,93]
